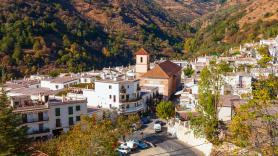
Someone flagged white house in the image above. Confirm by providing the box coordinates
[10,95,51,139]
[79,74,95,83]
[223,72,252,96]
[218,95,246,122]
[234,58,257,67]
[83,78,144,114]
[48,96,87,135]
[40,76,80,90]
[9,93,87,139]
[250,67,278,78]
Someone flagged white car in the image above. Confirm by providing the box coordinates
[154,121,162,132]
[116,144,131,154]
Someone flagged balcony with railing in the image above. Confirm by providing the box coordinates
[120,86,126,94]
[31,128,50,134]
[22,117,49,125]
[28,128,51,137]
[119,97,143,104]
[118,104,144,114]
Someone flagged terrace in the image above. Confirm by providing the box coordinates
[13,100,49,113]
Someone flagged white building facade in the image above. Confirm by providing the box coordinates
[83,79,145,114]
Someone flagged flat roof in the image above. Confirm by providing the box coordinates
[50,76,79,84]
[5,79,40,87]
[9,87,57,96]
[96,78,139,84]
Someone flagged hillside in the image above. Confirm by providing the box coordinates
[72,0,220,54]
[186,0,278,57]
[154,0,219,22]
[0,0,220,79]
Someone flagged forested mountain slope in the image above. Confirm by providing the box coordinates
[185,0,278,57]
[0,0,220,79]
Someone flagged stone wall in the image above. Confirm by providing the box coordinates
[167,119,213,156]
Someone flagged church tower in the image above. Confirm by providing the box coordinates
[135,48,150,78]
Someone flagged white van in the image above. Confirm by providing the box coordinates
[154,123,162,132]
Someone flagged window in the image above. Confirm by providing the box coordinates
[121,95,125,100]
[109,85,112,89]
[113,95,116,102]
[126,94,129,101]
[55,108,60,116]
[76,116,81,122]
[126,104,129,109]
[22,114,27,123]
[38,112,44,121]
[56,119,61,127]
[39,123,44,132]
[68,107,73,115]
[127,85,129,88]
[84,79,87,82]
[14,101,19,107]
[76,105,80,111]
[140,57,143,63]
[109,95,112,99]
[69,117,74,126]
[55,85,59,89]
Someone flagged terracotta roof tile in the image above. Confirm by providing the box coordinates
[142,60,181,79]
[135,48,149,55]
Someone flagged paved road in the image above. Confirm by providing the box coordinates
[129,120,198,156]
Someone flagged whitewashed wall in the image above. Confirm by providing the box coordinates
[167,120,213,156]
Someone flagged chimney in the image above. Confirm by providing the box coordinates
[42,95,49,103]
[39,93,42,102]
[62,95,65,102]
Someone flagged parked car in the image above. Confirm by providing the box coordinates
[116,144,131,154]
[155,120,166,126]
[141,117,150,124]
[125,140,138,150]
[154,122,162,133]
[133,140,149,149]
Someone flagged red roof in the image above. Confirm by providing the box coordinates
[142,60,182,79]
[135,48,149,55]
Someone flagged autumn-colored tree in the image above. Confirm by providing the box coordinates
[37,114,140,155]
[184,38,197,57]
[229,78,278,155]
[257,45,272,68]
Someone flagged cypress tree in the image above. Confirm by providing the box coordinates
[0,89,29,155]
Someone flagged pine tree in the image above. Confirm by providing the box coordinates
[0,89,29,155]
[12,43,22,64]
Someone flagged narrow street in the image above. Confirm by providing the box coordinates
[129,119,198,156]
